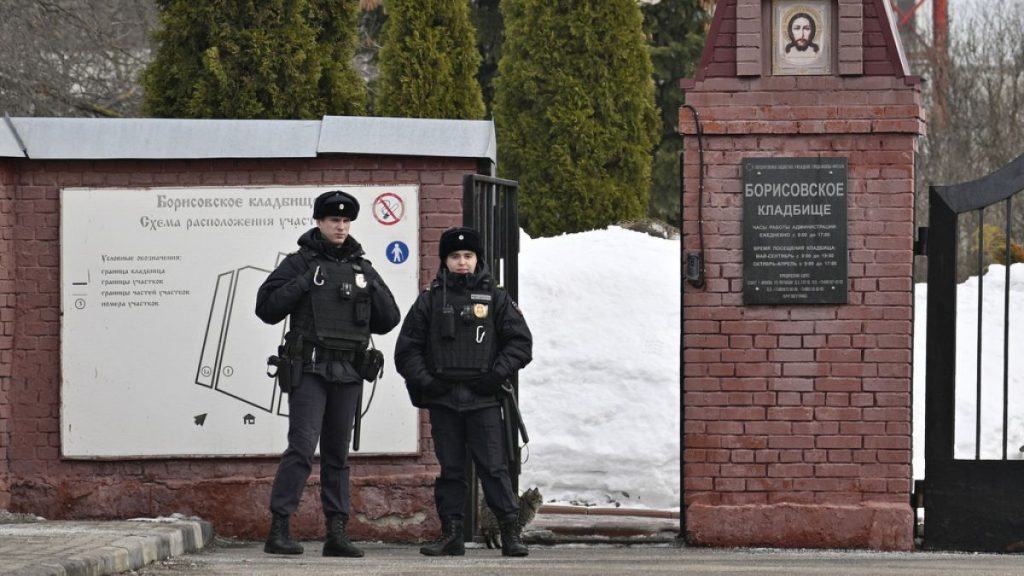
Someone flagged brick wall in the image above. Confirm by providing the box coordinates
[4,155,475,539]
[0,160,13,510]
[679,0,923,551]
[838,0,865,76]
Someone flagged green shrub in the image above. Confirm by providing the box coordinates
[375,0,485,119]
[143,0,365,119]
[494,0,660,237]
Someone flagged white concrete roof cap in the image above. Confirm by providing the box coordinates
[318,115,496,163]
[0,116,497,164]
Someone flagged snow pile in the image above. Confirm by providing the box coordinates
[517,227,680,509]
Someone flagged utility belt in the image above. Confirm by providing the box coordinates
[267,332,383,393]
[300,342,359,364]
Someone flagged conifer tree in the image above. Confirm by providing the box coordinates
[143,0,365,119]
[309,0,368,116]
[642,0,710,224]
[470,0,503,118]
[494,0,660,237]
[375,0,485,119]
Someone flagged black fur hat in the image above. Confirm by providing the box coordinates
[439,226,483,261]
[312,190,359,220]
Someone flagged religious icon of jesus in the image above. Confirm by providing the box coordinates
[773,1,831,75]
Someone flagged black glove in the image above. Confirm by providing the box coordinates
[469,371,505,396]
[421,378,451,397]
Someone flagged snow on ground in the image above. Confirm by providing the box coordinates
[517,227,680,510]
[516,226,1023,509]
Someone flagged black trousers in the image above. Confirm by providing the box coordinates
[428,405,519,522]
[269,372,361,521]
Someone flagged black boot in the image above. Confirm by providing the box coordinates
[264,513,304,555]
[498,515,528,557]
[323,515,364,558]
[419,517,465,556]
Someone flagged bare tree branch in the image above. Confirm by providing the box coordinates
[0,0,157,117]
[915,2,1024,280]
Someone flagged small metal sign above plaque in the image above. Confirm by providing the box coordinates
[742,157,848,305]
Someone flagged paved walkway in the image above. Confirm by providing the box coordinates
[0,514,212,576]
[3,509,1023,576]
[0,506,675,576]
[133,543,1024,576]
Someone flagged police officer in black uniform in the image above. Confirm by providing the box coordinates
[256,190,400,558]
[394,226,533,557]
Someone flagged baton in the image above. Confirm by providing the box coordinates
[500,381,529,444]
[502,395,519,476]
[352,385,363,452]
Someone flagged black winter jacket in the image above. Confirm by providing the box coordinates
[394,263,532,411]
[255,228,401,382]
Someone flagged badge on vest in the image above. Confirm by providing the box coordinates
[473,303,489,319]
[355,273,367,289]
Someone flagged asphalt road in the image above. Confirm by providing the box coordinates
[131,540,1024,576]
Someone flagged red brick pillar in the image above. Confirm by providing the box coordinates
[679,0,924,550]
[0,161,13,509]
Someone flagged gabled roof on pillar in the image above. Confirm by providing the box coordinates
[694,0,911,81]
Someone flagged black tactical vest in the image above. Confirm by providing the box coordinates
[429,284,497,377]
[289,256,372,351]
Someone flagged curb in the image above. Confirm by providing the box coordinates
[0,518,214,576]
[528,508,681,545]
[538,505,680,519]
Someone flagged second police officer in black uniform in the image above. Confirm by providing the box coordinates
[256,190,401,558]
[395,226,533,557]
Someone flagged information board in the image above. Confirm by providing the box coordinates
[742,157,848,305]
[60,185,420,458]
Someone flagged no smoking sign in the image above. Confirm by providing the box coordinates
[373,193,405,226]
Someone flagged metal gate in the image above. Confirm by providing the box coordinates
[460,173,522,538]
[462,173,521,302]
[923,152,1024,551]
